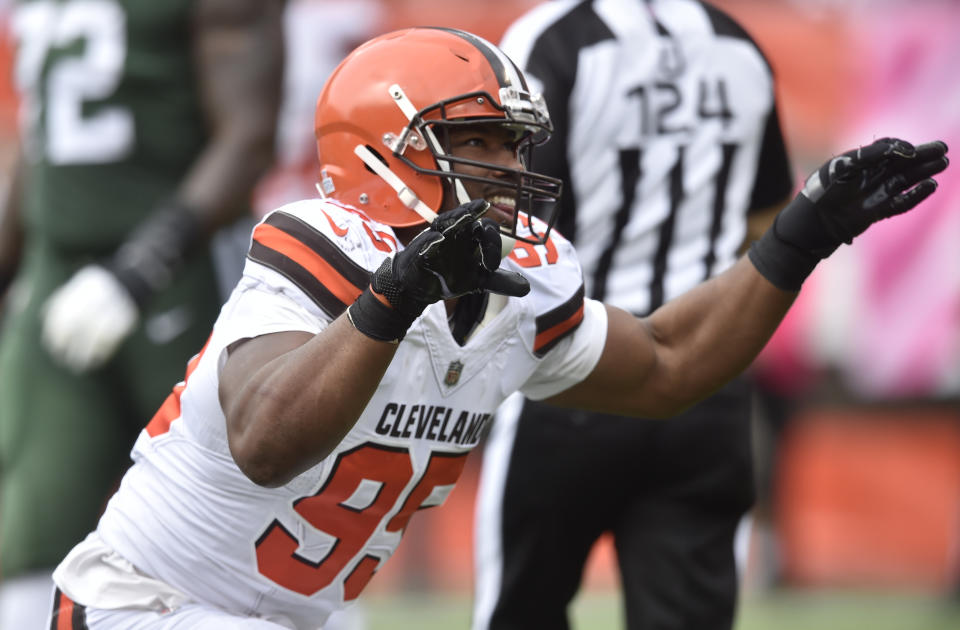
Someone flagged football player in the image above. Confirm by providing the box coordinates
[46,26,946,629]
[0,0,284,628]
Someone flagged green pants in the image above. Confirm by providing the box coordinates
[0,238,227,578]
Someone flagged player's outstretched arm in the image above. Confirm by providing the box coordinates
[547,138,949,417]
[221,202,528,487]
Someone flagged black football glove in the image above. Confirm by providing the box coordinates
[348,199,530,342]
[749,137,949,291]
[110,201,202,307]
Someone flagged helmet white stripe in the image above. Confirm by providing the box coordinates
[353,144,438,223]
[435,27,527,90]
[475,33,526,89]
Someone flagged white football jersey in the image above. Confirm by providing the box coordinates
[57,198,607,629]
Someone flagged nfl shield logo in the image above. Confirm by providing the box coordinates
[444,360,464,387]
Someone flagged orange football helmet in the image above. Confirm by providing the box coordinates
[314,27,561,244]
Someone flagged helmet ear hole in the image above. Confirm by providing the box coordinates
[362,145,389,174]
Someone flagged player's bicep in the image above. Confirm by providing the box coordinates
[219,330,315,420]
[542,304,661,414]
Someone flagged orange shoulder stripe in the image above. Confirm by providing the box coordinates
[252,222,364,307]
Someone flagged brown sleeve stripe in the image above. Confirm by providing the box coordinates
[50,588,88,630]
[248,212,370,318]
[533,284,586,357]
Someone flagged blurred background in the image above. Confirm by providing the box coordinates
[2,0,959,628]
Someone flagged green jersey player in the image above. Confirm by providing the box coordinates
[0,0,283,625]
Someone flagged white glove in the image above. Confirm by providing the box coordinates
[42,264,139,372]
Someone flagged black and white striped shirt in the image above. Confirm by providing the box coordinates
[501,0,793,315]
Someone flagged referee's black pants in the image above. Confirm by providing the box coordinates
[480,375,754,630]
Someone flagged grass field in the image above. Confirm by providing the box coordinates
[358,588,960,630]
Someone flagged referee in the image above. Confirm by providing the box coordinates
[473,1,794,629]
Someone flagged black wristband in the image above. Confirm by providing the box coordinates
[747,228,820,292]
[347,286,418,343]
[773,195,847,256]
[110,201,202,307]
[747,192,846,292]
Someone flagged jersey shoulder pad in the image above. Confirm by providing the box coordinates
[504,220,586,358]
[246,198,399,319]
